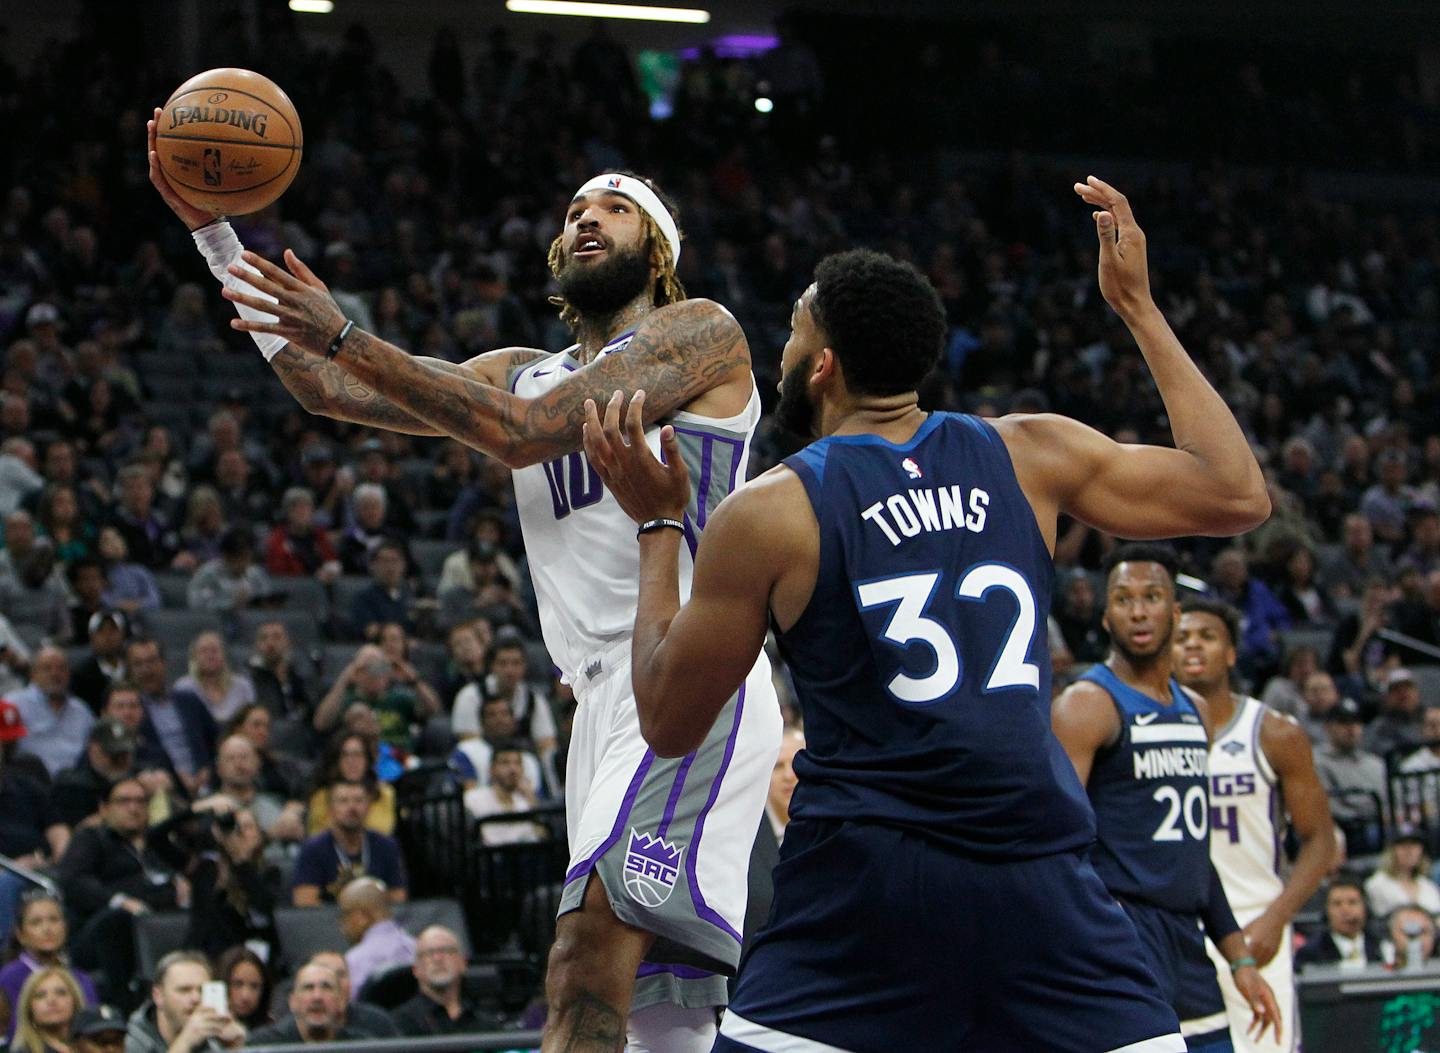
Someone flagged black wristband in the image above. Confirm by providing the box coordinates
[637,518,684,538]
[326,319,355,360]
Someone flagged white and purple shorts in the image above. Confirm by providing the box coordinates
[559,637,781,1012]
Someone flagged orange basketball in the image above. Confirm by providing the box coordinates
[156,68,303,217]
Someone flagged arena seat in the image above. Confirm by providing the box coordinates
[140,609,226,654]
[236,608,321,654]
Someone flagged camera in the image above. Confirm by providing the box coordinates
[212,810,239,836]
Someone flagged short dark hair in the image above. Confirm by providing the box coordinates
[1325,877,1365,903]
[810,249,946,396]
[66,556,103,585]
[371,540,406,563]
[1179,597,1241,648]
[1103,543,1179,586]
[328,776,375,800]
[219,526,253,559]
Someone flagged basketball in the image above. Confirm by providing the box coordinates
[155,67,302,217]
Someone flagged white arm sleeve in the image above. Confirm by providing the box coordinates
[191,220,287,361]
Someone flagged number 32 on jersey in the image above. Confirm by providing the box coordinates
[855,564,1040,705]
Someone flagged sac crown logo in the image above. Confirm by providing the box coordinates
[623,828,685,907]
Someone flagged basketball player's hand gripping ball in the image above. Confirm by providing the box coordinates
[1073,174,1154,322]
[582,390,691,525]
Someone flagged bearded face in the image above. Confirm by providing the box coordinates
[557,240,653,317]
[776,355,818,439]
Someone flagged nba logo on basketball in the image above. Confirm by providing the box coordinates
[203,149,222,187]
[623,828,684,907]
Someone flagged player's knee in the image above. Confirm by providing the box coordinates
[546,923,626,1004]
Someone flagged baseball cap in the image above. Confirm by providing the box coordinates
[1387,668,1416,690]
[72,1004,127,1037]
[87,609,127,638]
[1327,698,1365,724]
[90,718,136,756]
[25,303,59,328]
[0,702,26,743]
[1394,823,1427,846]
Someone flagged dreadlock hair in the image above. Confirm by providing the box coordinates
[547,170,686,331]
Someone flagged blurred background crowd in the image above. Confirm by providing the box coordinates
[1,0,1440,1043]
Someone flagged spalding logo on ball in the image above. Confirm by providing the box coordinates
[156,68,303,217]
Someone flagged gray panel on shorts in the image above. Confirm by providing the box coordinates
[559,686,748,978]
[669,420,750,530]
[632,972,728,1015]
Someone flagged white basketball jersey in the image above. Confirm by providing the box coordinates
[508,332,762,683]
[1209,695,1286,913]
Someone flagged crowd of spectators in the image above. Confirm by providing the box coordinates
[2,0,1440,1038]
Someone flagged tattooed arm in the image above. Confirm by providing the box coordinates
[334,297,750,466]
[269,344,546,435]
[223,249,752,467]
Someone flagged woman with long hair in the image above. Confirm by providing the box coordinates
[174,485,228,571]
[174,631,255,724]
[34,486,93,567]
[222,704,307,800]
[214,946,273,1030]
[0,894,97,1041]
[1365,831,1440,918]
[11,966,84,1053]
[305,731,395,836]
[179,809,280,962]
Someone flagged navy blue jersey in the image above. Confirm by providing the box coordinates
[776,412,1094,858]
[1080,664,1212,914]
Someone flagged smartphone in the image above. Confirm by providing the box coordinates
[202,981,228,1016]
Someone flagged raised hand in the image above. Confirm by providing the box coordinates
[147,107,215,232]
[223,249,347,356]
[582,390,691,526]
[1072,175,1154,321]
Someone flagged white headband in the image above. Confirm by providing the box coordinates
[573,173,680,267]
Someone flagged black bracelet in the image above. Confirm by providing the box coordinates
[637,518,684,538]
[326,319,355,360]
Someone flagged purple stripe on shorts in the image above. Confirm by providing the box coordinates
[683,684,747,945]
[565,749,656,885]
[657,752,697,840]
[695,435,715,528]
[636,962,714,980]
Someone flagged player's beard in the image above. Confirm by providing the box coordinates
[777,356,818,439]
[558,241,653,317]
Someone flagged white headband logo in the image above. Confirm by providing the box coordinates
[573,173,680,267]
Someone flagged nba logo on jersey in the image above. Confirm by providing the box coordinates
[623,828,685,907]
[902,457,923,479]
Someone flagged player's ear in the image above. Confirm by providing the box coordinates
[813,347,837,383]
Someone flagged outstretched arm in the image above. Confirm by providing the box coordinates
[146,109,529,434]
[226,250,752,468]
[999,177,1269,542]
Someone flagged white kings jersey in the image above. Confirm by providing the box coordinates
[1208,695,1286,914]
[508,331,763,684]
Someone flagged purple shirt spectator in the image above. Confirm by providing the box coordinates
[0,955,98,1039]
[345,918,416,1001]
